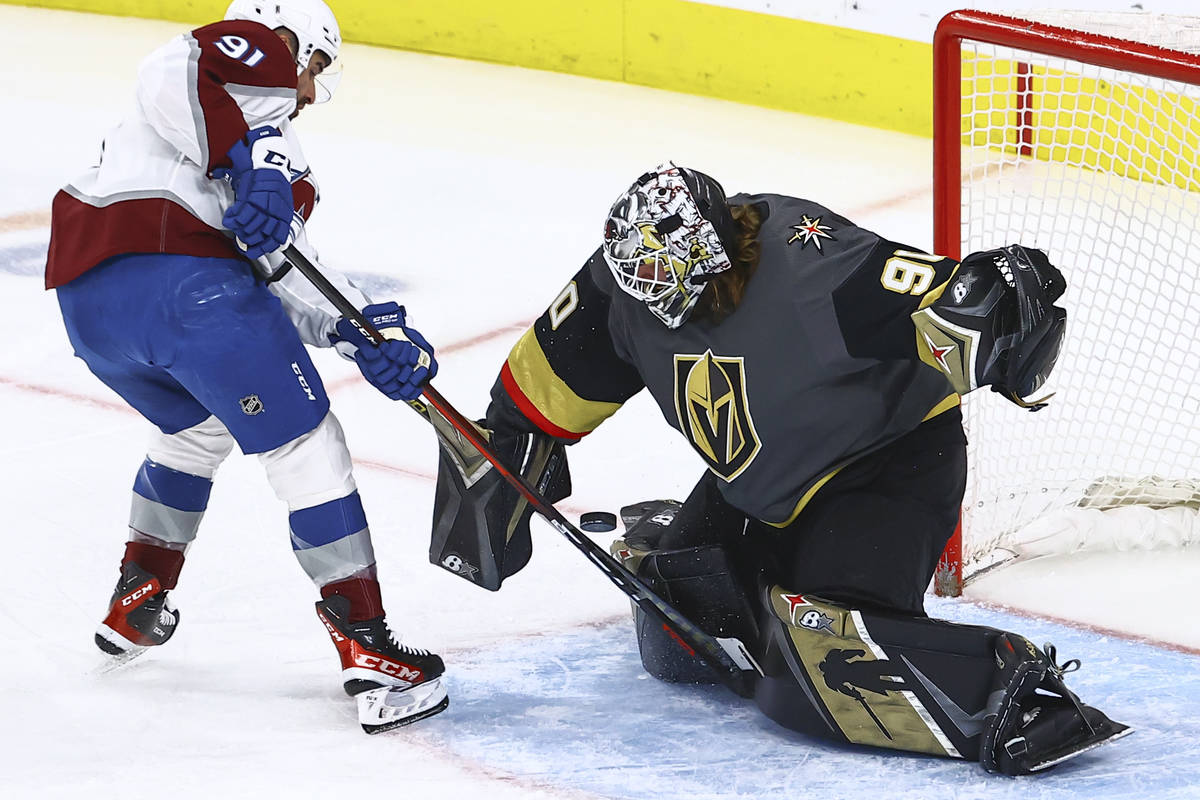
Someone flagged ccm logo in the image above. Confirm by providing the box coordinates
[291,362,316,401]
[316,611,346,642]
[353,653,422,681]
[121,581,156,607]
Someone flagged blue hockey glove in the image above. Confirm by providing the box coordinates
[217,127,295,260]
[332,302,438,401]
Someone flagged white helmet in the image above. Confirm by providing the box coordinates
[225,0,342,100]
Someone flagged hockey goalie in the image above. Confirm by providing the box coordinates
[430,162,1129,774]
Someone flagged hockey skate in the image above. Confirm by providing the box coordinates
[94,562,180,669]
[981,634,1132,774]
[315,594,449,733]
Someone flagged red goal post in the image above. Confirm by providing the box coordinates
[932,10,1200,596]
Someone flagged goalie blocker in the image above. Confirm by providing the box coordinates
[429,415,571,590]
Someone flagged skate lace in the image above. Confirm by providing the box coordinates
[383,627,432,657]
[1042,643,1081,678]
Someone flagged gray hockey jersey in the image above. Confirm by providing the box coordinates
[489,193,960,526]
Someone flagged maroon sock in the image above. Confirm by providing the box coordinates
[122,541,186,590]
[321,576,385,622]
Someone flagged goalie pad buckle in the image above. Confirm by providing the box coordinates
[979,634,1131,775]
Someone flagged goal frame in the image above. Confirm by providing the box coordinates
[931,9,1200,596]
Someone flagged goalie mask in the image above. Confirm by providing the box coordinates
[602,163,737,328]
[225,0,343,102]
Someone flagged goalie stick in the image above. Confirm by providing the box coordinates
[281,245,759,699]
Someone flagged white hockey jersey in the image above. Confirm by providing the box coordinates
[45,19,366,347]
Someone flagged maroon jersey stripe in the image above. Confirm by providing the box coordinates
[293,176,317,221]
[46,192,242,289]
[191,20,297,174]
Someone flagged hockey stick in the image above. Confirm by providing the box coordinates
[281,245,759,698]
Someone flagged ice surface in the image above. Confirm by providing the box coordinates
[0,6,1196,798]
[434,604,1199,800]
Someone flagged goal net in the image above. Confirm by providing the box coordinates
[932,10,1200,594]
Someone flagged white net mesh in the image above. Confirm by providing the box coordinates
[952,12,1200,578]
[1013,11,1200,53]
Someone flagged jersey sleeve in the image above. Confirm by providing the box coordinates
[136,20,298,176]
[830,239,961,363]
[487,249,645,441]
[256,118,348,347]
[265,228,370,348]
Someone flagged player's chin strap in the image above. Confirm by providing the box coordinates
[279,245,759,699]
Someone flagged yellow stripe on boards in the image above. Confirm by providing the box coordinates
[963,53,1200,193]
[623,0,932,136]
[32,0,1197,186]
[335,0,625,80]
[6,0,934,137]
[14,0,226,25]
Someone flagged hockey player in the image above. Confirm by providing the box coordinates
[46,0,446,729]
[434,163,1130,771]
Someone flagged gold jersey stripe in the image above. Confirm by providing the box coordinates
[506,328,624,436]
[914,265,961,374]
[764,466,846,529]
[922,393,961,421]
[767,394,960,529]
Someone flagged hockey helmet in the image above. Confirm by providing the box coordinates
[602,163,737,328]
[225,0,343,101]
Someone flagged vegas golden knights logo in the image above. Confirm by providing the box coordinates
[673,350,761,481]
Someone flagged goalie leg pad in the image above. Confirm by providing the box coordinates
[755,595,1132,770]
[980,634,1132,775]
[755,589,981,757]
[608,498,684,576]
[624,544,758,684]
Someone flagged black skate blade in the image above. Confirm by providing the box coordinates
[1029,723,1134,772]
[356,677,449,735]
[361,695,449,735]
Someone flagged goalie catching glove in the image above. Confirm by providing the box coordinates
[429,420,571,590]
[912,244,1066,409]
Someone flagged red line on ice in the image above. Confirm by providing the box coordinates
[969,598,1200,657]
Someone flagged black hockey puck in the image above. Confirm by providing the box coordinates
[579,511,617,532]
